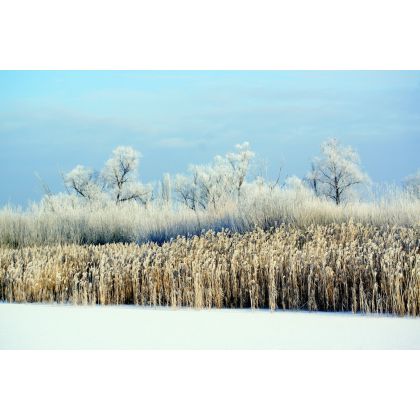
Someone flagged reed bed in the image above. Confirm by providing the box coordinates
[1,223,419,315]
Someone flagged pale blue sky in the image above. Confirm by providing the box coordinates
[1,71,419,206]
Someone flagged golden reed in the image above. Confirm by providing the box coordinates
[1,223,419,315]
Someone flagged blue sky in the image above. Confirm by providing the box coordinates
[1,71,419,206]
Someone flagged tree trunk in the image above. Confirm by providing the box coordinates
[334,176,340,205]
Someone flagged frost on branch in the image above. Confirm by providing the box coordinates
[63,146,151,206]
[64,165,101,201]
[102,146,139,193]
[173,174,201,210]
[174,142,255,210]
[226,142,256,199]
[101,146,151,204]
[307,138,370,205]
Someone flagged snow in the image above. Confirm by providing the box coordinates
[1,303,419,349]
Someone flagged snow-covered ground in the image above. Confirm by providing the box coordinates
[1,303,419,349]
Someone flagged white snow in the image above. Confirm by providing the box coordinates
[1,303,419,349]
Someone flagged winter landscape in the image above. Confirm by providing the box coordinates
[1,71,419,349]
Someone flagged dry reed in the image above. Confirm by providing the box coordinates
[1,222,419,316]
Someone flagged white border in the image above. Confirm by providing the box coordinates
[1,1,419,418]
[1,351,418,419]
[1,0,420,69]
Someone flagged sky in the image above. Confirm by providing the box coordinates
[0,70,419,206]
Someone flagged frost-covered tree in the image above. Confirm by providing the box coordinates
[403,170,420,198]
[64,165,101,201]
[308,139,369,205]
[159,173,172,205]
[174,142,255,210]
[63,146,151,206]
[226,142,255,199]
[305,162,321,197]
[101,146,152,204]
[190,159,232,210]
[173,174,202,210]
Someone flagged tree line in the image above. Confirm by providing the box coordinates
[59,139,420,209]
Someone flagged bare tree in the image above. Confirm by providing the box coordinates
[34,171,56,212]
[35,171,53,197]
[308,139,370,205]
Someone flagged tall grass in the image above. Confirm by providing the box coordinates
[1,188,419,247]
[1,223,419,315]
